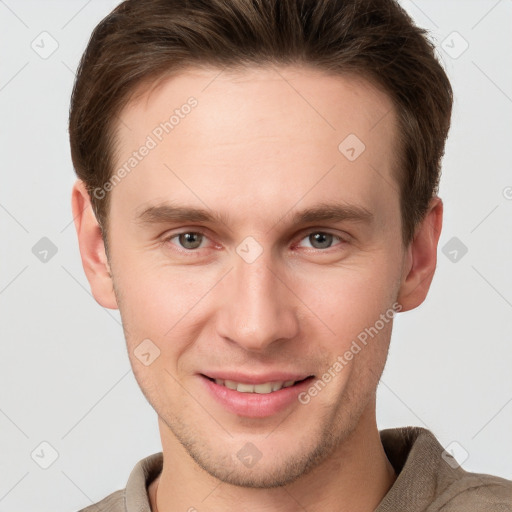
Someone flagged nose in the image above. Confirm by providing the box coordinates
[216,251,299,353]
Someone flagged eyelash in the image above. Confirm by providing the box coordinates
[162,229,348,255]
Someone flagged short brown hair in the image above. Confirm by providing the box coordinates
[69,0,452,247]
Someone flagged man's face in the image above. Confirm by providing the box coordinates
[106,65,407,487]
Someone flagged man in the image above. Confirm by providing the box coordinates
[69,0,512,510]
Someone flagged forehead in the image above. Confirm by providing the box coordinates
[111,65,399,231]
[122,64,396,149]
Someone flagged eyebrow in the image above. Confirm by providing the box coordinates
[135,201,374,229]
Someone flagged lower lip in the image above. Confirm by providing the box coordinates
[200,375,314,418]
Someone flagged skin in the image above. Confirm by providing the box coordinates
[72,64,442,512]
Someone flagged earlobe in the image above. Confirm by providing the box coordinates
[71,179,118,310]
[396,196,443,312]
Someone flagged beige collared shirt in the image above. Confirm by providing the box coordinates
[77,427,512,511]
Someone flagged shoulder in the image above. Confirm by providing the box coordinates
[76,489,125,511]
[430,471,512,511]
[72,451,162,512]
[379,427,512,511]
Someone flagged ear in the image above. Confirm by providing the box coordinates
[396,196,443,312]
[71,179,118,310]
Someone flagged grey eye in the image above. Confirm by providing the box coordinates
[178,232,204,249]
[307,232,335,249]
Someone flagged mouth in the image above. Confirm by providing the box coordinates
[199,372,315,417]
[201,374,314,394]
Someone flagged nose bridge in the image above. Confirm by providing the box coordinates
[218,249,298,351]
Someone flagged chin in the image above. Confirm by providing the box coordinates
[183,429,341,489]
[199,459,311,489]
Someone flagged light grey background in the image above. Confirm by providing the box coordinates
[1,0,511,510]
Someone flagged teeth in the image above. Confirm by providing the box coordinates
[254,382,273,394]
[237,382,255,393]
[224,379,238,390]
[271,382,283,391]
[213,378,297,393]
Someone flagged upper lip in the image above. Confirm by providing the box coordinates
[201,371,313,384]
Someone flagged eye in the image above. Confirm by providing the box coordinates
[297,231,345,250]
[163,230,347,254]
[167,231,208,250]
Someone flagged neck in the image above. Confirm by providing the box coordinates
[149,400,396,512]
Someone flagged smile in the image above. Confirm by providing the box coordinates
[210,378,299,394]
[201,374,315,417]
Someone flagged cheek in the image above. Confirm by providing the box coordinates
[115,266,209,402]
[115,260,200,326]
[292,254,401,339]
[113,260,224,367]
